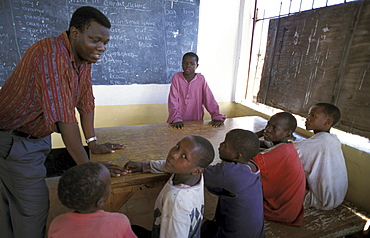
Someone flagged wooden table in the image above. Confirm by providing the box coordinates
[91,116,267,211]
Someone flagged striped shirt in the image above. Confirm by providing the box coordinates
[0,32,94,138]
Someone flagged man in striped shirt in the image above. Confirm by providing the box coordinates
[0,6,126,238]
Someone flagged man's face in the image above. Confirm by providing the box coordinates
[71,21,110,65]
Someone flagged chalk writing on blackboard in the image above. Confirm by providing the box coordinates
[0,0,199,85]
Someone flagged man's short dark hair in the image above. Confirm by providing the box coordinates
[314,103,341,127]
[58,162,107,211]
[189,135,214,168]
[69,6,111,32]
[227,129,260,161]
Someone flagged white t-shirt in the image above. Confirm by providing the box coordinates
[294,132,348,210]
[150,160,204,238]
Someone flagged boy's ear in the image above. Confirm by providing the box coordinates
[191,167,204,175]
[96,197,105,209]
[324,117,333,127]
[285,130,294,140]
[234,152,243,161]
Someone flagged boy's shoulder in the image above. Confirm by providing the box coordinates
[166,173,204,189]
[207,162,256,175]
[294,132,342,155]
[313,131,339,139]
[262,142,295,154]
[160,175,204,209]
[172,72,205,82]
[195,73,206,82]
[298,132,340,145]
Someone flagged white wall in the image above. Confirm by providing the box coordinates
[197,0,254,103]
[93,0,254,106]
[93,84,170,105]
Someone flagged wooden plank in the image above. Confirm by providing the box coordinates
[265,200,369,238]
[335,1,370,138]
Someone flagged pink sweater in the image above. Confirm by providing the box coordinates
[167,72,226,123]
[48,210,137,238]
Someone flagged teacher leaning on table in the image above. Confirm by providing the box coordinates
[0,6,126,238]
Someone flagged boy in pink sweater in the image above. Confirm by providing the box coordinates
[167,52,226,129]
[48,162,136,238]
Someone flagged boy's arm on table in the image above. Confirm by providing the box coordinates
[202,81,226,127]
[170,121,184,129]
[123,160,169,174]
[209,120,224,127]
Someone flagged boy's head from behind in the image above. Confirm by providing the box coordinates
[219,129,260,164]
[306,103,341,133]
[165,135,214,175]
[58,162,111,213]
[263,112,297,144]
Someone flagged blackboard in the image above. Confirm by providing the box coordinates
[0,0,199,86]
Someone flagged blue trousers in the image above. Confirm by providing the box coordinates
[0,132,51,238]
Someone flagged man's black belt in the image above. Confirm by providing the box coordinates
[0,129,38,139]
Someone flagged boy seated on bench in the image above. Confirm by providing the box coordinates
[294,103,348,210]
[252,112,306,226]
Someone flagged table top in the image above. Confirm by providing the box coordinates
[91,116,267,188]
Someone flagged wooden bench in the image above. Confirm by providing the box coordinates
[264,200,369,237]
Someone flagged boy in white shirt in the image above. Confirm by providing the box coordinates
[124,135,214,238]
[294,103,348,210]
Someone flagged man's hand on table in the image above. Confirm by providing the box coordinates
[209,120,224,127]
[88,142,127,177]
[89,142,126,154]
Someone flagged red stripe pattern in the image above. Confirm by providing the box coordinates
[0,32,94,138]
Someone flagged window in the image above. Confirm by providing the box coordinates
[246,0,370,140]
